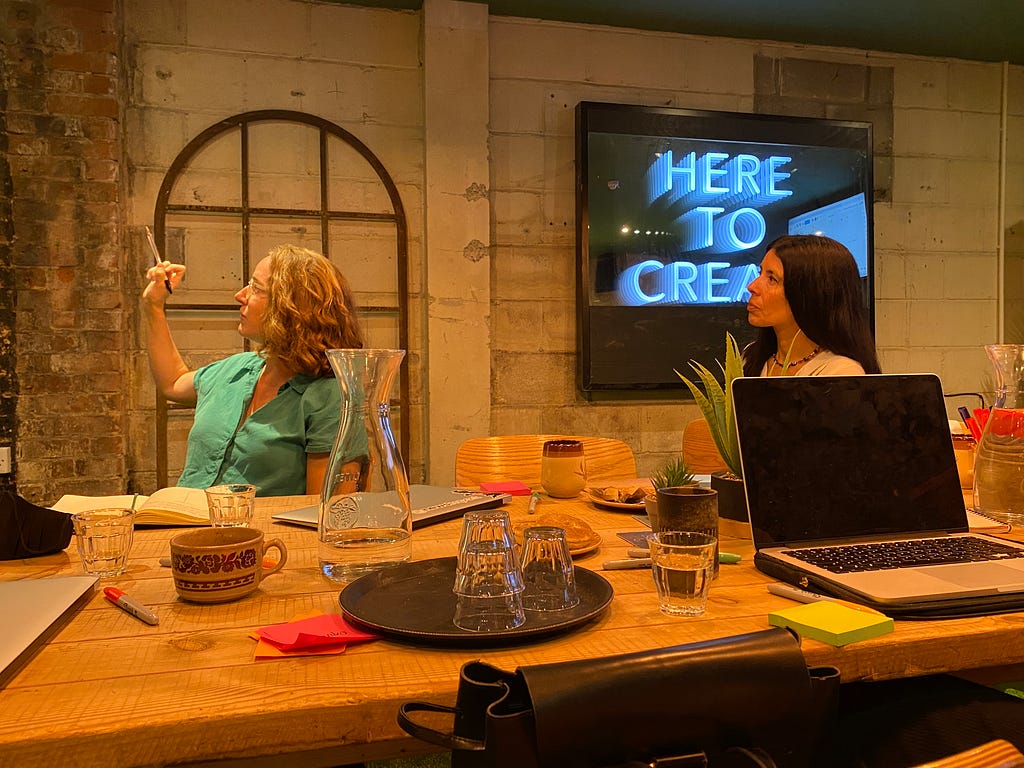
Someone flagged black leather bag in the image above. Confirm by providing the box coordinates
[0,490,74,560]
[398,628,840,768]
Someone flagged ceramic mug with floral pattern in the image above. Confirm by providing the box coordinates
[170,527,287,603]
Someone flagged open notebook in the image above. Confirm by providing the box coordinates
[272,485,511,530]
[733,374,1024,618]
[50,486,209,526]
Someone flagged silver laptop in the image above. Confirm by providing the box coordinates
[1,575,97,688]
[733,374,1024,615]
[272,485,511,530]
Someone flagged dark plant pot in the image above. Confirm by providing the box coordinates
[653,486,719,576]
[711,471,747,522]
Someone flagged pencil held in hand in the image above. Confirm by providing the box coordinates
[145,226,173,295]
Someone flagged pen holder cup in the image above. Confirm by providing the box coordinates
[170,527,287,603]
[952,434,976,491]
[654,486,719,577]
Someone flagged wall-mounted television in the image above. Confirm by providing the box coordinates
[575,101,874,394]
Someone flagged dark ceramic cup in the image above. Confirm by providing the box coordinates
[653,486,719,576]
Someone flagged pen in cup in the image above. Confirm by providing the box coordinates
[145,225,173,295]
[104,586,159,625]
[958,406,981,441]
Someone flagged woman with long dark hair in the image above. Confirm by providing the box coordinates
[743,234,880,377]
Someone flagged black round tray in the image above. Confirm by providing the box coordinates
[339,556,614,646]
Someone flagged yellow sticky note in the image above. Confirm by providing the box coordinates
[768,600,894,647]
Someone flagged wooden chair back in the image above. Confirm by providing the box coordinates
[681,418,730,474]
[455,435,637,487]
[912,739,1024,768]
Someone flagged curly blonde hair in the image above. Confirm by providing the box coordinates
[257,245,364,377]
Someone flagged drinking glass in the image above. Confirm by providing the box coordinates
[648,531,716,616]
[519,526,579,611]
[453,509,525,632]
[974,344,1024,525]
[205,484,256,527]
[72,508,135,577]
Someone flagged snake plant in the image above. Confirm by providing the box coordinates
[674,332,744,479]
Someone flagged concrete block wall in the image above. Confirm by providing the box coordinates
[487,16,1022,477]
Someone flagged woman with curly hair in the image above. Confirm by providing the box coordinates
[744,234,881,377]
[143,244,364,496]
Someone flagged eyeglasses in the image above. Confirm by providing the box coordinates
[247,278,268,297]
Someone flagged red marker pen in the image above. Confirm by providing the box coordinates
[103,587,159,626]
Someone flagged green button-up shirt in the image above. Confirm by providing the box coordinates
[176,352,341,496]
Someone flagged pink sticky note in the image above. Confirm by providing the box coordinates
[480,480,531,496]
[257,613,378,650]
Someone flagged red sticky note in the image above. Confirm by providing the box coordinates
[480,480,532,496]
[257,613,379,650]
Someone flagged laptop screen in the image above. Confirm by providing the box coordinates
[732,374,968,548]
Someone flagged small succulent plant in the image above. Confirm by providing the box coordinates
[650,458,695,490]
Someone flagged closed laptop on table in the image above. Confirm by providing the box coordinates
[733,373,1024,618]
[1,575,97,688]
[272,485,510,529]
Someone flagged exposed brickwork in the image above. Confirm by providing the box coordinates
[0,54,16,496]
[1,0,125,503]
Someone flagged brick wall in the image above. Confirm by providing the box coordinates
[2,0,125,502]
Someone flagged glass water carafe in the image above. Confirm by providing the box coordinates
[318,349,411,582]
[973,344,1024,526]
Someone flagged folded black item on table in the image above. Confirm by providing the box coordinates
[0,490,73,560]
[398,627,840,768]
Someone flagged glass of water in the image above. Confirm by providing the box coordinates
[205,484,257,527]
[72,508,136,577]
[648,531,717,616]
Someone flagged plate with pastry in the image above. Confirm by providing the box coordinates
[512,512,602,557]
[586,485,649,511]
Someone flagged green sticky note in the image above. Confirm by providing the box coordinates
[768,601,894,647]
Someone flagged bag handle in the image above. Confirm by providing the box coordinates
[397,701,486,753]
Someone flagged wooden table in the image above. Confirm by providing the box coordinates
[4,493,1024,768]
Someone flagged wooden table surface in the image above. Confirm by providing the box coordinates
[4,492,1024,768]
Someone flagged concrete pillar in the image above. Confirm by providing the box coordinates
[422,0,491,483]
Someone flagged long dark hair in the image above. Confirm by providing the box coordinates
[743,235,881,376]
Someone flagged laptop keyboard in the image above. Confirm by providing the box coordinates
[783,536,1024,574]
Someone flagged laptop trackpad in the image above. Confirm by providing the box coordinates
[929,562,1024,590]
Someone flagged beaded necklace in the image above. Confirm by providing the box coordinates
[770,347,821,373]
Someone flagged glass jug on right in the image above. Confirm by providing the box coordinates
[973,344,1024,526]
